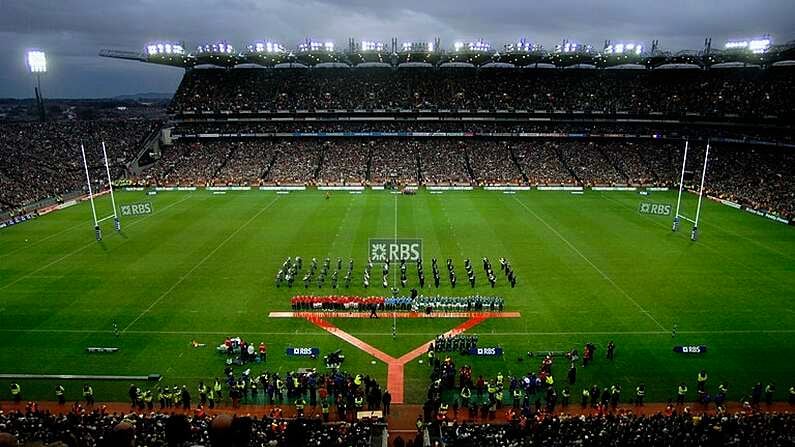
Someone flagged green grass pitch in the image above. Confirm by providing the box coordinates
[1,189,793,404]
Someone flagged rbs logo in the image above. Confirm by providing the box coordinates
[369,238,423,262]
[120,202,153,216]
[638,202,672,216]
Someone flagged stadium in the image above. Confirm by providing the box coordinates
[1,15,794,447]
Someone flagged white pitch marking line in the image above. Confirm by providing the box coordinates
[0,193,195,292]
[0,221,86,259]
[512,196,666,331]
[121,197,279,333]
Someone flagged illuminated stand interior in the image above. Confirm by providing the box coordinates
[80,142,121,241]
[672,140,711,241]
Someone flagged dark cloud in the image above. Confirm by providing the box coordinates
[0,0,791,98]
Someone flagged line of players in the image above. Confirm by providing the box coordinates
[278,256,517,289]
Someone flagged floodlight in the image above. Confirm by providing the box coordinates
[454,41,464,51]
[724,41,748,49]
[27,50,47,73]
[748,38,771,53]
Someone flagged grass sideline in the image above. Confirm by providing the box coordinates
[0,189,793,404]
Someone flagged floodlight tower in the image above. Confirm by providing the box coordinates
[26,50,47,122]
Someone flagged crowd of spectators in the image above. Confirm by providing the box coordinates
[419,141,472,185]
[0,407,381,447]
[0,120,156,214]
[369,141,420,184]
[514,142,575,185]
[170,68,795,118]
[706,145,795,219]
[467,142,523,185]
[265,141,321,184]
[438,411,795,447]
[316,141,369,185]
[2,118,793,221]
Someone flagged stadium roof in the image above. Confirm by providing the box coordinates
[99,38,795,70]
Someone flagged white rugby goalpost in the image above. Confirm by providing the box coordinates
[671,139,710,241]
[80,141,121,241]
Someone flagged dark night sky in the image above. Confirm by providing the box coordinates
[0,0,791,98]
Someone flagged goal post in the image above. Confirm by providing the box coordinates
[671,139,710,241]
[80,141,121,241]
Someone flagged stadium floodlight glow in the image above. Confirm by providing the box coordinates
[453,40,491,52]
[559,42,577,53]
[27,50,47,73]
[725,38,771,53]
[196,42,234,54]
[400,41,434,53]
[298,40,335,52]
[361,40,385,52]
[604,42,643,55]
[748,38,771,53]
[505,39,539,52]
[247,40,285,54]
[145,41,184,56]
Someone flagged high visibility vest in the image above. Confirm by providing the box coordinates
[487,384,497,394]
[545,376,554,386]
[678,386,687,395]
[354,396,364,407]
[207,389,215,401]
[496,374,504,384]
[321,402,330,414]
[460,388,471,399]
[276,380,285,391]
[636,387,645,396]
[697,373,707,383]
[10,384,21,395]
[582,389,590,398]
[83,387,93,397]
[513,389,522,399]
[213,382,222,392]
[295,399,305,410]
[439,403,449,412]
[55,386,64,396]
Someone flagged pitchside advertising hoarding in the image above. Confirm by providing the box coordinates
[369,238,423,262]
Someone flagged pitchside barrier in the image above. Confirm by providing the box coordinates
[0,373,160,382]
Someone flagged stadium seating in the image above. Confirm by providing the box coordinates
[169,69,795,118]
